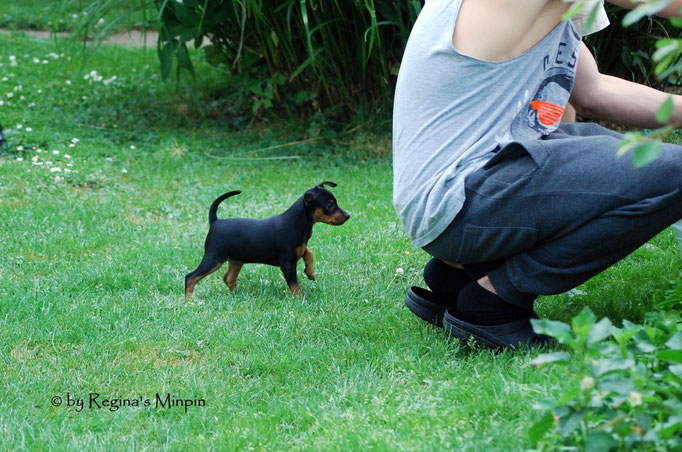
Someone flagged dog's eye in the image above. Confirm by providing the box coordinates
[326,202,334,209]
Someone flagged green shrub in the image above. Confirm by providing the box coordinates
[528,306,682,450]
[67,1,682,124]
[154,0,421,119]
[585,4,682,90]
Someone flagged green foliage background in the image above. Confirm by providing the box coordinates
[56,1,682,122]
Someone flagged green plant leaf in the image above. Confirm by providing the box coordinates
[591,358,635,378]
[653,39,680,62]
[598,377,635,395]
[656,349,682,363]
[585,431,618,452]
[561,0,586,20]
[587,317,613,347]
[531,318,572,343]
[158,39,179,80]
[572,307,596,342]
[632,141,663,168]
[557,409,583,436]
[528,411,555,446]
[636,412,653,432]
[660,415,682,438]
[665,332,682,350]
[527,352,572,367]
[623,0,674,27]
[617,132,646,158]
[657,96,674,124]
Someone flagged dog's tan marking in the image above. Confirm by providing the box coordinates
[288,282,302,295]
[312,207,347,225]
[302,247,314,280]
[295,242,308,260]
[185,262,224,300]
[223,261,244,290]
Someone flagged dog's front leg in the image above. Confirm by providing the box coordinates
[280,258,301,294]
[302,247,314,280]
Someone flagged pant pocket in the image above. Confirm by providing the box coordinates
[456,224,539,263]
[480,141,549,185]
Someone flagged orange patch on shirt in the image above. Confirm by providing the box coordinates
[531,101,565,126]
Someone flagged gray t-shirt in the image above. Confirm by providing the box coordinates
[392,0,581,248]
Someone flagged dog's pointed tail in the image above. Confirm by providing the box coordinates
[208,191,241,225]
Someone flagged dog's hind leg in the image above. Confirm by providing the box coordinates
[185,255,225,300]
[222,260,244,291]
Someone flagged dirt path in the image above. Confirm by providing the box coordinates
[0,28,161,47]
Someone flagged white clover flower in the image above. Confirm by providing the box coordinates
[105,157,113,162]
[9,56,15,62]
[16,145,24,151]
[0,101,4,106]
[26,127,32,132]
[130,145,135,149]
[64,154,71,159]
[71,138,79,143]
[122,169,128,174]
[16,157,23,162]
[13,85,22,91]
[52,150,59,155]
[69,144,75,148]
[19,96,24,100]
[395,268,405,275]
[42,60,48,65]
[628,391,643,407]
[580,376,595,391]
[65,80,71,85]
[64,168,71,173]
[15,124,22,129]
[50,167,62,173]
[33,58,40,64]
[37,89,43,94]
[1,77,7,81]
[6,92,13,98]
[32,156,39,162]
[98,18,104,25]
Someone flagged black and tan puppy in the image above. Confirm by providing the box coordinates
[185,181,350,300]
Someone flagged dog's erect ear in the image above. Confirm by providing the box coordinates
[317,181,337,189]
[304,192,315,206]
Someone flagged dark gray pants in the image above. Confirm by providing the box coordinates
[423,123,682,308]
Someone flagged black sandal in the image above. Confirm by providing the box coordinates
[404,286,459,328]
[442,309,553,349]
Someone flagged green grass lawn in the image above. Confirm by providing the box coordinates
[0,0,152,31]
[0,30,680,450]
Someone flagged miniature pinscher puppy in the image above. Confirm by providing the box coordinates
[185,181,350,300]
